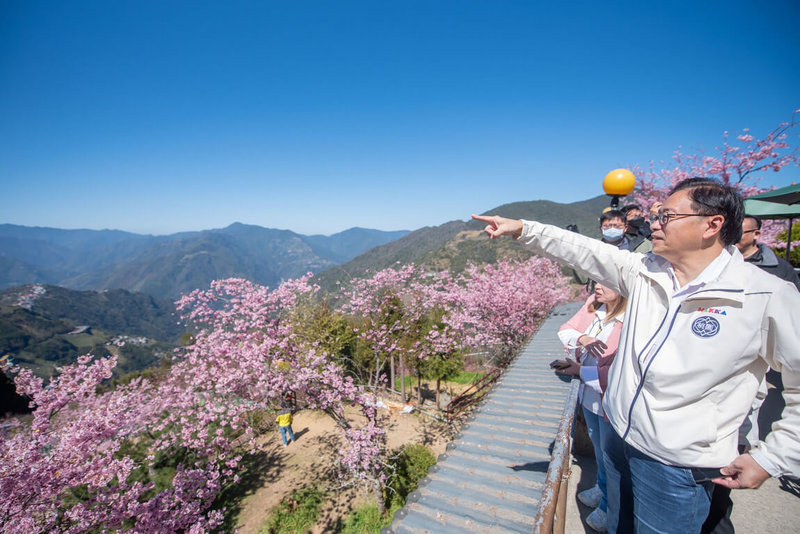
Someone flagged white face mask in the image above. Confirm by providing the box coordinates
[602,228,625,242]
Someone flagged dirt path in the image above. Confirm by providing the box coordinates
[233,401,452,533]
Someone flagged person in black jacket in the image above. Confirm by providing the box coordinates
[736,215,800,290]
[621,203,652,240]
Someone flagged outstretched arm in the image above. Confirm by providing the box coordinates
[471,214,523,240]
[473,214,642,297]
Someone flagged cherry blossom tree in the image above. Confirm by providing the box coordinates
[0,276,385,532]
[0,355,226,533]
[447,258,572,360]
[337,264,419,395]
[340,259,571,405]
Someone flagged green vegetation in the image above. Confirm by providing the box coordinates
[14,285,183,341]
[393,376,419,389]
[259,486,325,534]
[0,285,182,380]
[448,370,486,384]
[775,221,800,267]
[392,370,485,391]
[422,234,534,275]
[385,444,436,510]
[339,443,437,533]
[339,503,392,534]
[241,444,438,534]
[6,319,173,381]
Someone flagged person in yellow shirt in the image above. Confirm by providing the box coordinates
[276,404,295,447]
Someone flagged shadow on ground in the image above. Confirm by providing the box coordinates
[292,427,311,441]
[510,460,551,473]
[571,453,598,533]
[214,445,286,532]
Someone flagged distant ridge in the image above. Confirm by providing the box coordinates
[465,194,611,236]
[0,223,410,298]
[304,227,410,264]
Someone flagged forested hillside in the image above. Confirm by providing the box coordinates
[316,194,616,292]
[0,285,182,378]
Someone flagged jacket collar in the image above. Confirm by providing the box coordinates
[639,247,746,303]
[682,247,747,303]
[746,243,780,267]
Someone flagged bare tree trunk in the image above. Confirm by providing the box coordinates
[400,355,406,402]
[436,378,442,410]
[374,354,380,396]
[372,479,384,515]
[417,367,423,405]
[390,354,395,395]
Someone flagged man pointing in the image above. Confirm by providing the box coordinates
[473,177,800,533]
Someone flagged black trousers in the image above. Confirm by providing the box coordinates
[700,485,734,534]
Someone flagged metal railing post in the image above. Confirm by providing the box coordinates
[533,378,580,534]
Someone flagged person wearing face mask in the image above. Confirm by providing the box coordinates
[574,211,653,290]
[600,210,652,254]
[621,204,653,240]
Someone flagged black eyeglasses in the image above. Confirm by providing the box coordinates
[741,229,758,234]
[649,212,710,226]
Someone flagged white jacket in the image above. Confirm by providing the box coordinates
[519,220,800,476]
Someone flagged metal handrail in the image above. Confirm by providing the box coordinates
[533,377,581,534]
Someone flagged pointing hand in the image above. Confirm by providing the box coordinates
[471,214,523,240]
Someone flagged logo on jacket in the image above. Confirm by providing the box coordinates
[692,316,720,338]
[697,307,727,315]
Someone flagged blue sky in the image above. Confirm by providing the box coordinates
[1,1,799,236]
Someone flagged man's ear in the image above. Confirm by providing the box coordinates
[703,214,726,240]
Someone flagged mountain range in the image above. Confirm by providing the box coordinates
[0,223,409,299]
[2,195,617,300]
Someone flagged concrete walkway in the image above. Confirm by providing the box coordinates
[386,302,582,533]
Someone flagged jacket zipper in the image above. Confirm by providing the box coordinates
[620,286,744,440]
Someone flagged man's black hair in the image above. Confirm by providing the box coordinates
[669,177,744,246]
[743,214,763,230]
[620,204,643,216]
[599,209,625,226]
